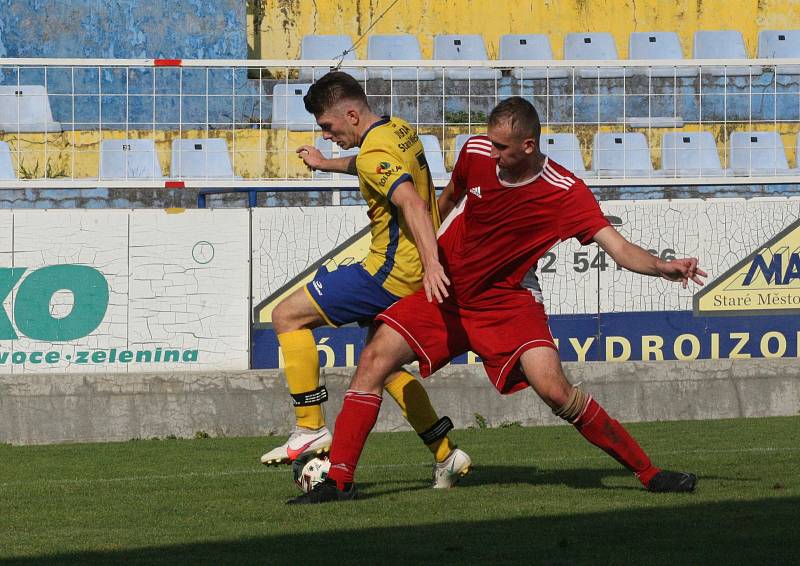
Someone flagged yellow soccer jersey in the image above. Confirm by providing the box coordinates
[356,116,441,297]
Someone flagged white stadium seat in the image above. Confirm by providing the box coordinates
[758,30,800,75]
[312,137,359,179]
[729,131,796,176]
[271,83,316,131]
[0,141,16,179]
[693,30,761,77]
[659,132,727,177]
[433,34,501,80]
[419,135,448,179]
[592,133,661,178]
[0,85,62,133]
[299,34,365,81]
[171,138,240,179]
[367,35,435,81]
[99,139,163,180]
[500,34,568,80]
[541,133,588,174]
[628,32,698,78]
[564,32,632,79]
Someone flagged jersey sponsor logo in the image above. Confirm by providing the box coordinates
[469,186,482,198]
[376,161,393,174]
[416,150,428,170]
[694,218,800,316]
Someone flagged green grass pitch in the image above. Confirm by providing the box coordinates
[1,416,798,565]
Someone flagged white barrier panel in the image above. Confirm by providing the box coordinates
[251,198,800,368]
[1,209,250,373]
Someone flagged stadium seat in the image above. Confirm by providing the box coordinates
[729,131,795,176]
[628,32,698,78]
[312,137,359,179]
[99,139,163,180]
[693,30,761,77]
[563,33,632,79]
[419,135,448,179]
[0,85,62,133]
[271,83,316,131]
[171,138,240,179]
[591,133,661,178]
[758,30,800,75]
[433,34,501,80]
[499,34,568,80]
[659,132,727,177]
[0,141,16,179]
[541,133,588,174]
[299,34,365,81]
[366,35,435,81]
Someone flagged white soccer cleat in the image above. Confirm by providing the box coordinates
[260,426,332,466]
[432,447,472,489]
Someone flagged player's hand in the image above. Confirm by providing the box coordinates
[296,145,327,171]
[423,261,450,303]
[656,257,708,289]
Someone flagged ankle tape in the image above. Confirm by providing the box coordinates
[418,416,453,445]
[291,385,328,407]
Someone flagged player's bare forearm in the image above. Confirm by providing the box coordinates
[592,226,707,288]
[296,145,357,175]
[391,182,450,302]
[438,181,457,220]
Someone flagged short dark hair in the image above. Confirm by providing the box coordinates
[303,71,369,115]
[488,97,541,142]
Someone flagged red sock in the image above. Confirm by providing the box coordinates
[573,397,660,487]
[326,390,382,490]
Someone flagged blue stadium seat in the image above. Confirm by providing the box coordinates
[591,133,661,178]
[693,30,761,77]
[299,34,365,81]
[729,131,795,176]
[171,138,240,179]
[367,35,435,81]
[758,30,800,75]
[419,135,448,179]
[99,139,163,180]
[433,34,501,80]
[271,83,316,131]
[312,137,359,179]
[499,34,568,80]
[541,133,588,175]
[660,132,727,177]
[0,85,62,133]
[0,141,16,179]
[564,33,632,79]
[628,32,698,78]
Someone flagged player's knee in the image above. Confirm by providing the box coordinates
[350,347,389,393]
[271,300,297,334]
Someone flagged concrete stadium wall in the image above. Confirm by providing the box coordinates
[252,0,800,60]
[1,358,798,445]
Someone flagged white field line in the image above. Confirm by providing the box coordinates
[1,445,798,490]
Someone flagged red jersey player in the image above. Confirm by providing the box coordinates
[288,97,707,505]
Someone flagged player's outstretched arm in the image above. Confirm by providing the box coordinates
[296,145,358,175]
[437,180,457,220]
[592,226,707,288]
[391,181,450,303]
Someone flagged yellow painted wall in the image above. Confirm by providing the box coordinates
[251,0,800,60]
[4,122,800,178]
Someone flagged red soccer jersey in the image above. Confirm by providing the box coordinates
[439,135,610,307]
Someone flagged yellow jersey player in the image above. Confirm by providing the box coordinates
[260,71,471,489]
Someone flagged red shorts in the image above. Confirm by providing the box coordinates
[376,289,557,394]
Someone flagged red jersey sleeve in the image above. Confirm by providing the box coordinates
[558,180,611,244]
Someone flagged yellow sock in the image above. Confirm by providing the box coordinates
[277,329,325,430]
[385,370,454,463]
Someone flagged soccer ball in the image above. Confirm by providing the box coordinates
[292,454,330,493]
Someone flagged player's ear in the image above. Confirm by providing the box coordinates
[345,107,359,125]
[523,137,536,154]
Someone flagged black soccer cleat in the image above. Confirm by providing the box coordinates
[646,470,698,493]
[286,478,357,505]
